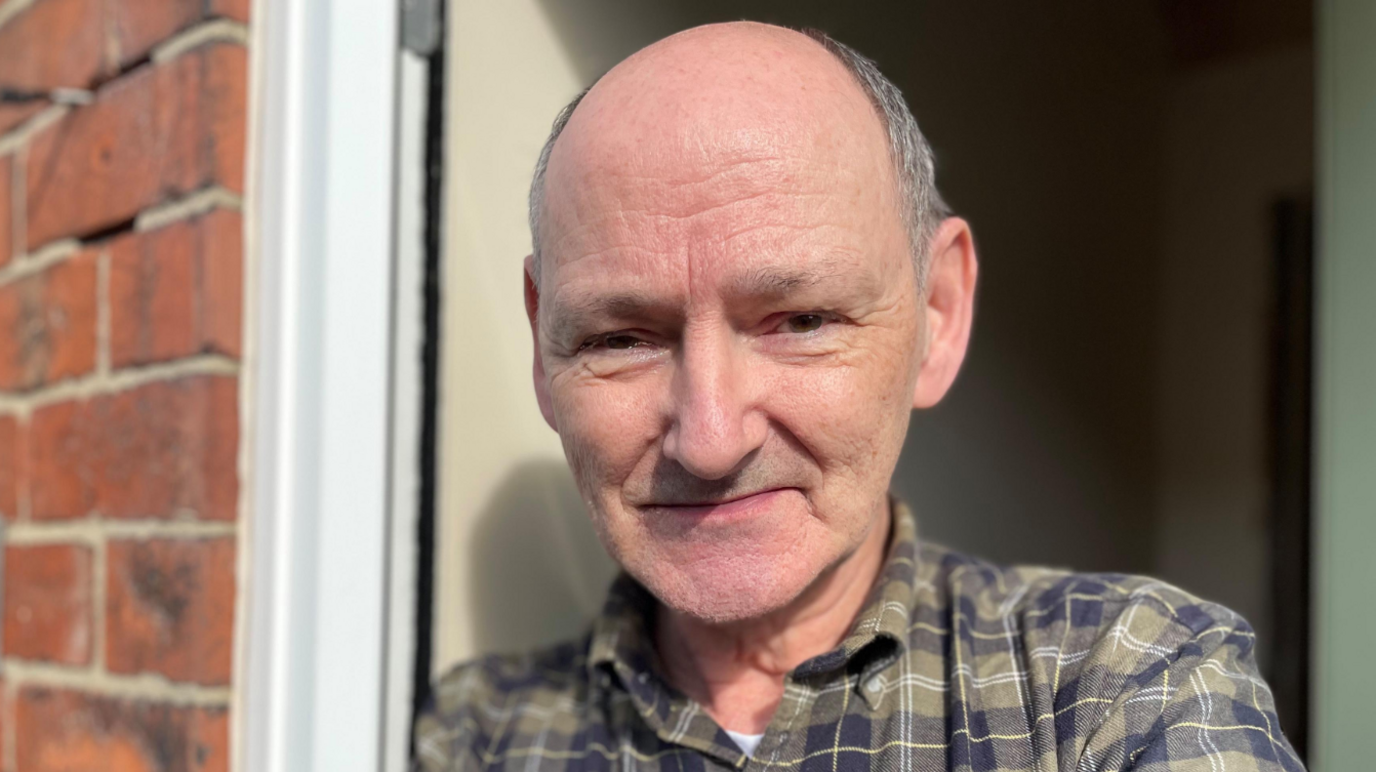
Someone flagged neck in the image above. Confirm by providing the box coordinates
[654,499,893,734]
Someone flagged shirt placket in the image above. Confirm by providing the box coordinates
[739,675,818,770]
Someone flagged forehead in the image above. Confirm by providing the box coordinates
[538,24,907,303]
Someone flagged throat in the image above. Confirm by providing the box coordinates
[652,502,893,734]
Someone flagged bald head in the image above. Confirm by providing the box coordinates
[528,23,948,289]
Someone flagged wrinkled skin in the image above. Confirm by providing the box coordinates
[525,23,976,640]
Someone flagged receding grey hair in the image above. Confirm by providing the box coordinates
[527,27,950,287]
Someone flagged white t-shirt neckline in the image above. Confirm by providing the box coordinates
[724,729,765,757]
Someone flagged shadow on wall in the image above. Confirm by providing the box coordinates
[467,459,619,655]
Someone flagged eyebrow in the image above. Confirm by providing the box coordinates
[543,290,680,342]
[723,266,831,300]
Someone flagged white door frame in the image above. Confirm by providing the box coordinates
[238,0,430,770]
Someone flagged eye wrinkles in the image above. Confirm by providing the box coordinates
[544,263,885,356]
[575,311,842,354]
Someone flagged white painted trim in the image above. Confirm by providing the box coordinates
[240,0,400,769]
[381,49,432,772]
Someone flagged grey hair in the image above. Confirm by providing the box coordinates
[527,27,951,287]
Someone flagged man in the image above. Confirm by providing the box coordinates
[416,22,1303,772]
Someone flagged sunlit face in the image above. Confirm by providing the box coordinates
[528,25,929,623]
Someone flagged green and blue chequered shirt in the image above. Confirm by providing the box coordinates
[414,500,1304,771]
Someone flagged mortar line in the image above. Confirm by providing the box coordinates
[0,354,240,418]
[16,411,29,523]
[91,535,107,674]
[95,249,111,377]
[2,658,232,706]
[4,186,244,283]
[0,239,79,288]
[5,518,237,545]
[135,186,243,232]
[0,105,67,158]
[0,0,35,33]
[151,19,251,64]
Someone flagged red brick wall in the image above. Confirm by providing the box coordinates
[0,0,248,770]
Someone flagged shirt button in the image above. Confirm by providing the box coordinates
[865,678,882,694]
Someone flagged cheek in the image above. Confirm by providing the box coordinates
[759,343,916,472]
[550,371,663,489]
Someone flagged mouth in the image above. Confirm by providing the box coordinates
[645,487,795,519]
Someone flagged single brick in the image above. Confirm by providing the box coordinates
[90,377,239,521]
[110,210,243,367]
[3,544,93,665]
[25,398,90,519]
[16,688,228,772]
[25,43,247,248]
[0,154,12,268]
[109,0,250,67]
[0,415,17,519]
[106,538,235,685]
[0,0,105,134]
[27,376,238,521]
[0,250,98,392]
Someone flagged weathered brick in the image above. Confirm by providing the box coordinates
[0,0,105,134]
[0,414,17,519]
[106,538,234,685]
[3,544,93,665]
[110,210,243,367]
[25,43,247,248]
[203,45,247,196]
[25,398,90,519]
[16,688,227,772]
[28,376,238,521]
[0,251,98,391]
[109,0,250,67]
[0,154,12,268]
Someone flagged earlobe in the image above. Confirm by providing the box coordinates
[524,255,559,431]
[912,218,979,410]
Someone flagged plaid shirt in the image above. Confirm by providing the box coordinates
[414,500,1304,771]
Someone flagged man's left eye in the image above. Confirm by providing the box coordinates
[776,314,829,334]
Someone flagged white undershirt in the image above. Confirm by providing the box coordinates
[724,729,765,757]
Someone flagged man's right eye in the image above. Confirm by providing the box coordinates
[578,333,649,352]
[604,334,644,350]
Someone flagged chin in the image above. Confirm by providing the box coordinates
[627,545,827,625]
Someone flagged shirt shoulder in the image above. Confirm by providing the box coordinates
[919,540,1246,645]
[917,543,1302,769]
[413,637,594,772]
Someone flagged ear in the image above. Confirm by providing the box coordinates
[913,217,978,409]
[524,255,558,431]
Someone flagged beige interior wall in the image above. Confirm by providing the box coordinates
[437,0,617,668]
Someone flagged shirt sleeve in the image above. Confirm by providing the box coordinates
[1078,618,1306,772]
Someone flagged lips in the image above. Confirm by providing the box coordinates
[645,487,793,519]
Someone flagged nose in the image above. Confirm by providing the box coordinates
[661,326,766,480]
